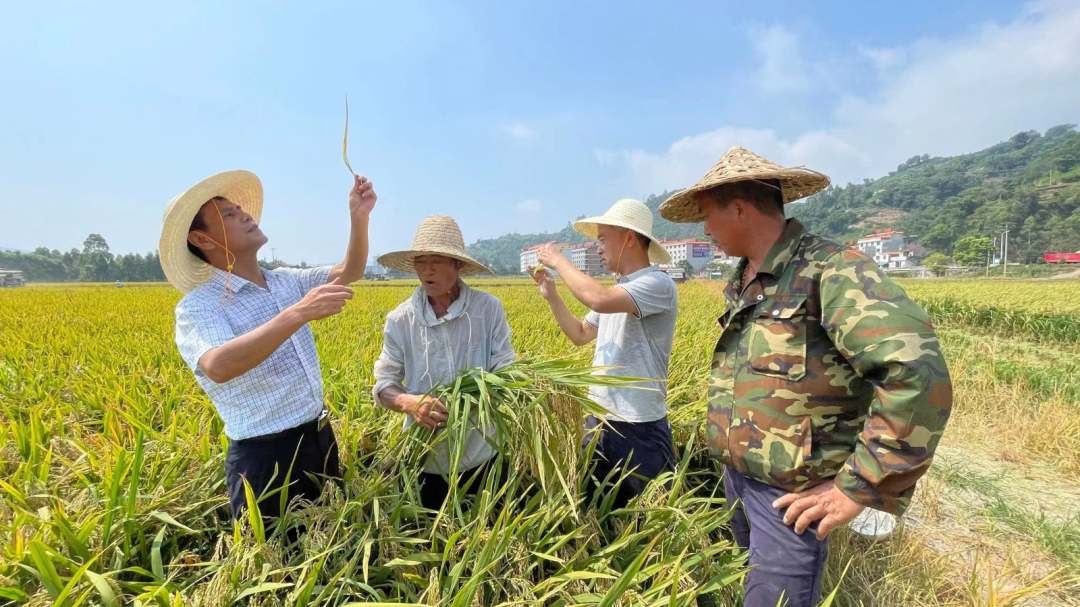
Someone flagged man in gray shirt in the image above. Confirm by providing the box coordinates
[532,199,677,508]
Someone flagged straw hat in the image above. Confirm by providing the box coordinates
[572,199,672,265]
[158,170,263,293]
[377,216,492,275]
[658,146,830,223]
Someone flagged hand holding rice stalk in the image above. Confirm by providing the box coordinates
[401,358,647,508]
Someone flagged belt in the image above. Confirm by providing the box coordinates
[234,409,330,445]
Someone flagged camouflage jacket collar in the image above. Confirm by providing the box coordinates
[757,219,806,278]
[724,219,807,306]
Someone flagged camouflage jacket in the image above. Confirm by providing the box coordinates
[708,219,952,514]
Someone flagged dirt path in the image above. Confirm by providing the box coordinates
[1048,267,1080,279]
[903,446,1080,605]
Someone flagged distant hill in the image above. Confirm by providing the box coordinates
[789,124,1080,260]
[467,125,1080,272]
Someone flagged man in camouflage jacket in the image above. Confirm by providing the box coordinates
[659,146,952,607]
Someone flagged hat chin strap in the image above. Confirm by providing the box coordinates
[612,231,631,278]
[750,178,784,192]
[196,203,239,295]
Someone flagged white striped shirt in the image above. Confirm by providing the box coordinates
[175,266,331,440]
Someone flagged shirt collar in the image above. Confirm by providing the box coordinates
[617,265,657,283]
[207,267,261,294]
[412,279,473,326]
[724,219,806,309]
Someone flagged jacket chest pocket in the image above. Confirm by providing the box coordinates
[746,295,808,381]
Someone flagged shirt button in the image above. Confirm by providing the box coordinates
[772,310,780,316]
[756,294,764,301]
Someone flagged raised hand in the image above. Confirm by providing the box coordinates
[531,264,556,300]
[349,174,377,217]
[291,284,354,322]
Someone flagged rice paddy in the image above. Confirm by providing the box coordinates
[1,277,1078,605]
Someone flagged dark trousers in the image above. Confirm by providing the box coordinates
[418,457,507,511]
[225,418,341,521]
[583,415,675,510]
[724,466,828,607]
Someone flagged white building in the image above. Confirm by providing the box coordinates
[521,242,602,275]
[856,229,910,267]
[660,239,715,272]
[520,246,542,273]
[569,242,604,276]
[712,245,736,266]
[880,250,917,270]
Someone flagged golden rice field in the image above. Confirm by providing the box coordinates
[899,280,1080,345]
[1,278,1078,606]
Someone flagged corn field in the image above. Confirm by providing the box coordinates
[1,278,1078,606]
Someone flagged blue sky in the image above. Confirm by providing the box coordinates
[2,0,1078,263]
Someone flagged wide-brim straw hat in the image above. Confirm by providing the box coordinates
[158,170,263,292]
[378,215,492,275]
[658,146,830,223]
[572,198,672,265]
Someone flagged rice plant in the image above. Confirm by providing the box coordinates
[3,278,1079,604]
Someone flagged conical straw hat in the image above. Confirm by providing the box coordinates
[658,146,829,223]
[378,216,492,275]
[573,198,672,265]
[158,170,263,292]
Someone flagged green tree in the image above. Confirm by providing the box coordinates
[952,235,992,265]
[78,234,114,282]
[923,252,951,276]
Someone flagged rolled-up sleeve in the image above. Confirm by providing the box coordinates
[584,310,600,327]
[372,317,407,404]
[175,301,235,376]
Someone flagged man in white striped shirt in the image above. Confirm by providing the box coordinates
[161,169,376,522]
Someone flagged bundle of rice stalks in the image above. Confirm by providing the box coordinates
[397,357,644,509]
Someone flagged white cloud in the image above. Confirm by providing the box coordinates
[751,24,811,93]
[515,198,542,216]
[856,44,905,74]
[501,122,536,143]
[597,127,870,194]
[601,1,1080,191]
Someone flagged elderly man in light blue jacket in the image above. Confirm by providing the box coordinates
[373,216,515,510]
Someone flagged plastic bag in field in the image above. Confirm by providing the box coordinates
[848,507,897,539]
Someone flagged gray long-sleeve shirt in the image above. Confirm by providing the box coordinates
[373,280,516,473]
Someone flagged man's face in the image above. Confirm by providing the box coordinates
[596,225,630,272]
[701,193,745,257]
[190,199,267,257]
[414,255,461,296]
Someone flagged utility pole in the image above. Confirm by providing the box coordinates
[1001,225,1010,277]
